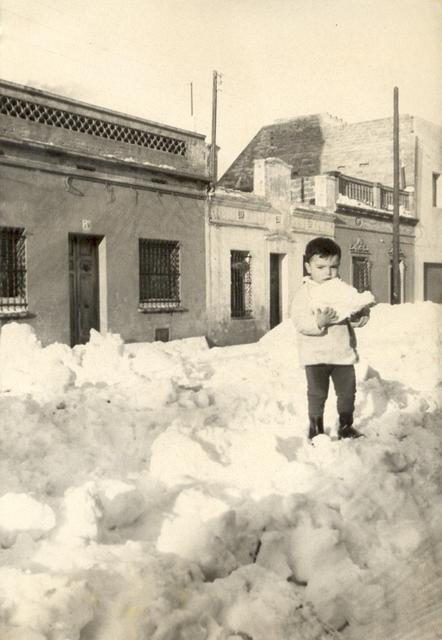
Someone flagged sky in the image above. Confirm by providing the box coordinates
[1,0,441,175]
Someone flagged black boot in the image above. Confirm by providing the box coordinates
[308,416,324,439]
[338,413,363,439]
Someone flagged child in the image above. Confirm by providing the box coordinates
[290,237,371,440]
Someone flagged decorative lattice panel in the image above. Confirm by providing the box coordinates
[0,94,187,156]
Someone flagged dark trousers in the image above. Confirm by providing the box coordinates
[305,364,356,418]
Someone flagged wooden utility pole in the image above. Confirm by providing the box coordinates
[392,86,401,304]
[210,70,219,186]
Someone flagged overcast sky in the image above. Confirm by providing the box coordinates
[1,0,441,174]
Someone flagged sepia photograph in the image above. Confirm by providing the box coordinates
[0,0,441,638]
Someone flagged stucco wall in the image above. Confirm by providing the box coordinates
[335,216,415,303]
[0,163,207,346]
[206,202,307,345]
[207,221,268,345]
[413,117,442,300]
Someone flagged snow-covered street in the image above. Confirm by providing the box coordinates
[0,303,441,640]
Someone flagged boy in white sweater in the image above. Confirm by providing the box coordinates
[290,237,370,440]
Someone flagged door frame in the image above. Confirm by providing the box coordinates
[69,233,104,346]
[269,252,283,329]
[424,261,442,302]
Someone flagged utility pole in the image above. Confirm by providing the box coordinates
[392,86,401,304]
[210,70,219,186]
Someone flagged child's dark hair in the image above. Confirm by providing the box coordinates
[305,237,341,263]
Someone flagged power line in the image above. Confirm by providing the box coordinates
[1,6,170,76]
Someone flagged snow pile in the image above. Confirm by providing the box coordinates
[0,324,75,402]
[307,278,375,322]
[357,302,442,402]
[0,303,441,639]
[0,494,55,547]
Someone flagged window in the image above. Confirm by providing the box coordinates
[231,250,253,318]
[352,256,371,293]
[139,239,180,310]
[0,226,27,315]
[433,173,440,207]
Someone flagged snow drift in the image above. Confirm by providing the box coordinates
[0,302,441,640]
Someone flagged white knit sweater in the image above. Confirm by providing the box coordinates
[290,278,359,366]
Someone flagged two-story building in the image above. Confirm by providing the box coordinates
[291,171,417,302]
[221,113,441,303]
[0,80,210,346]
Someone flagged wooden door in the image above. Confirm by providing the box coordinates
[270,253,281,329]
[69,235,100,346]
[424,263,442,303]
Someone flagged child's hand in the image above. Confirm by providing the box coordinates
[316,307,338,328]
[350,306,370,328]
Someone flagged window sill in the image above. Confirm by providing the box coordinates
[231,316,254,321]
[0,310,34,319]
[138,306,189,314]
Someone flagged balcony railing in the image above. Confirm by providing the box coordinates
[339,175,374,207]
[380,186,410,211]
[338,174,411,213]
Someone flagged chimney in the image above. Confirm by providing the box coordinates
[253,157,292,211]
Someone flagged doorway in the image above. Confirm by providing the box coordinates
[270,253,283,329]
[424,262,442,303]
[69,234,101,346]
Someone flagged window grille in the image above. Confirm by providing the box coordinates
[0,94,187,156]
[352,256,370,293]
[0,226,27,314]
[231,250,253,318]
[139,239,180,310]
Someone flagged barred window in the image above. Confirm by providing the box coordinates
[0,227,27,314]
[231,250,253,318]
[139,239,180,310]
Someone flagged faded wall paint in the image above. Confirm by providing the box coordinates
[0,163,207,346]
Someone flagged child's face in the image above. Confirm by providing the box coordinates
[305,254,340,284]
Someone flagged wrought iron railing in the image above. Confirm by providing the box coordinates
[0,226,28,314]
[139,239,181,310]
[231,250,253,318]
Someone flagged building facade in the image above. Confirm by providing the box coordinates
[206,158,335,345]
[0,80,210,346]
[291,172,417,303]
[221,113,441,303]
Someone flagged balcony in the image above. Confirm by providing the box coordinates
[291,171,414,217]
